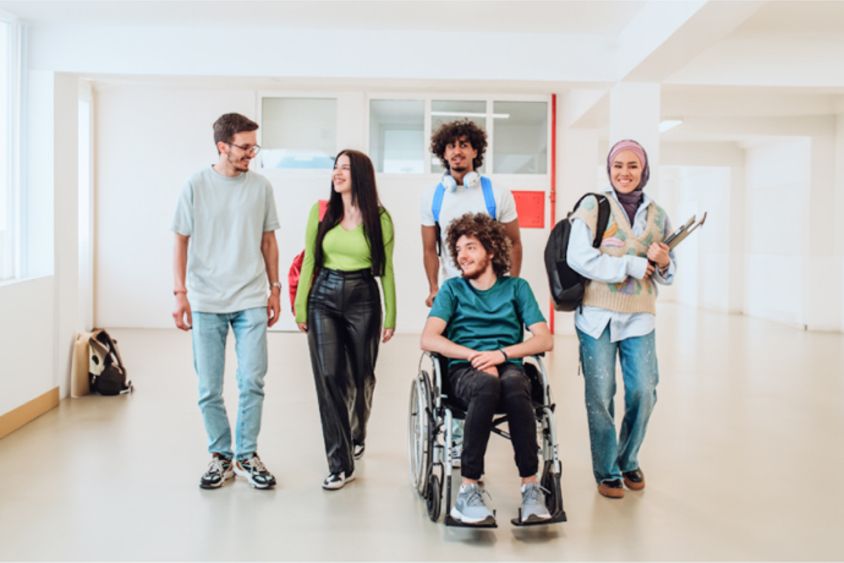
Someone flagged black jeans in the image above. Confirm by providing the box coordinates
[307,268,382,474]
[448,362,539,480]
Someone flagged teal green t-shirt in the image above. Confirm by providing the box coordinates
[429,276,546,364]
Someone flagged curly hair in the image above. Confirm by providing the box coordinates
[445,213,512,277]
[430,119,487,171]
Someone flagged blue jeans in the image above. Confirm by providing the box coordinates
[192,307,268,461]
[577,327,659,484]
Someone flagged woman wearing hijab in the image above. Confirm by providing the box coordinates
[294,149,395,490]
[568,139,675,499]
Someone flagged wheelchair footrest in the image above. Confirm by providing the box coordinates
[445,512,498,528]
[510,509,567,527]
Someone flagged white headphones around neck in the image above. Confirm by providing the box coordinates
[441,171,480,192]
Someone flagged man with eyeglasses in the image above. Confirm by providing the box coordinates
[172,112,281,490]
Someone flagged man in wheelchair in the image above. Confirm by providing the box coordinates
[421,213,554,526]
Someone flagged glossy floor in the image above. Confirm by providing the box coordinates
[1,304,842,560]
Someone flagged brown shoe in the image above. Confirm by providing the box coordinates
[597,479,625,498]
[623,469,645,491]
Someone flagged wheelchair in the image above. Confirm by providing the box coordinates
[408,351,567,527]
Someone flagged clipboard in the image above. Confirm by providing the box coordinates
[664,212,707,250]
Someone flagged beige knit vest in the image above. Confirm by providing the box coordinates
[570,195,667,314]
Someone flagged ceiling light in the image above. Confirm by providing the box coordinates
[659,119,683,133]
[430,111,510,119]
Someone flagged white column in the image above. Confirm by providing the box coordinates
[838,114,844,332]
[804,120,842,331]
[554,122,601,335]
[608,82,661,190]
[53,72,81,398]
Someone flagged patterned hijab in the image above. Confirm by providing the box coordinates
[607,139,649,225]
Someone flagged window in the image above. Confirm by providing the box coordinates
[369,100,425,173]
[0,18,16,281]
[492,101,548,174]
[430,100,486,174]
[367,96,549,176]
[260,97,336,169]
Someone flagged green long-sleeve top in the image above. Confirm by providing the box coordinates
[294,202,396,328]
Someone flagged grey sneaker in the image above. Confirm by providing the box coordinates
[450,483,495,525]
[520,483,552,523]
[199,454,234,489]
[234,453,276,489]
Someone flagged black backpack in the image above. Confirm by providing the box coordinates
[89,330,133,396]
[544,193,611,312]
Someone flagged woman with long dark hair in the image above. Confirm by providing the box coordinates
[294,149,395,490]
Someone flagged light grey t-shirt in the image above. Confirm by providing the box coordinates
[172,166,280,313]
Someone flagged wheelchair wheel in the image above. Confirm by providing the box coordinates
[408,372,433,496]
[426,474,442,522]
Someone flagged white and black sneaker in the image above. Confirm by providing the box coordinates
[322,470,355,490]
[199,454,234,489]
[234,453,276,489]
[353,443,365,460]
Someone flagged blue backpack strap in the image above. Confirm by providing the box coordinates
[432,183,446,222]
[480,176,496,219]
[432,183,446,256]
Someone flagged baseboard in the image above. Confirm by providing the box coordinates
[0,387,60,440]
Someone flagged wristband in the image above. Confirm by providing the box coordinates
[173,289,187,296]
[270,281,282,291]
[499,348,509,362]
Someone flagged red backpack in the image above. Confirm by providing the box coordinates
[288,200,328,314]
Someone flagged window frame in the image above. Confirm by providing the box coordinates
[0,13,21,283]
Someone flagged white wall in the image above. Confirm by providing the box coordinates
[803,124,841,331]
[94,84,255,330]
[0,277,56,415]
[672,166,731,311]
[744,138,809,327]
[94,82,552,333]
[0,70,79,415]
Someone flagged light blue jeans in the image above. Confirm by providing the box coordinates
[577,327,659,484]
[192,307,268,461]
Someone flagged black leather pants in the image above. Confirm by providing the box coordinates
[307,268,381,474]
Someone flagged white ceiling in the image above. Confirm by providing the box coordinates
[0,0,645,35]
[4,0,843,148]
[733,0,844,35]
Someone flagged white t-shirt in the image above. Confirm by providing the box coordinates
[172,167,280,313]
[420,179,518,279]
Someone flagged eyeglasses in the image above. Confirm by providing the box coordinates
[227,142,262,155]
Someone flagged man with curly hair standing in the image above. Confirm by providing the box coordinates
[420,119,522,308]
[421,213,552,526]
